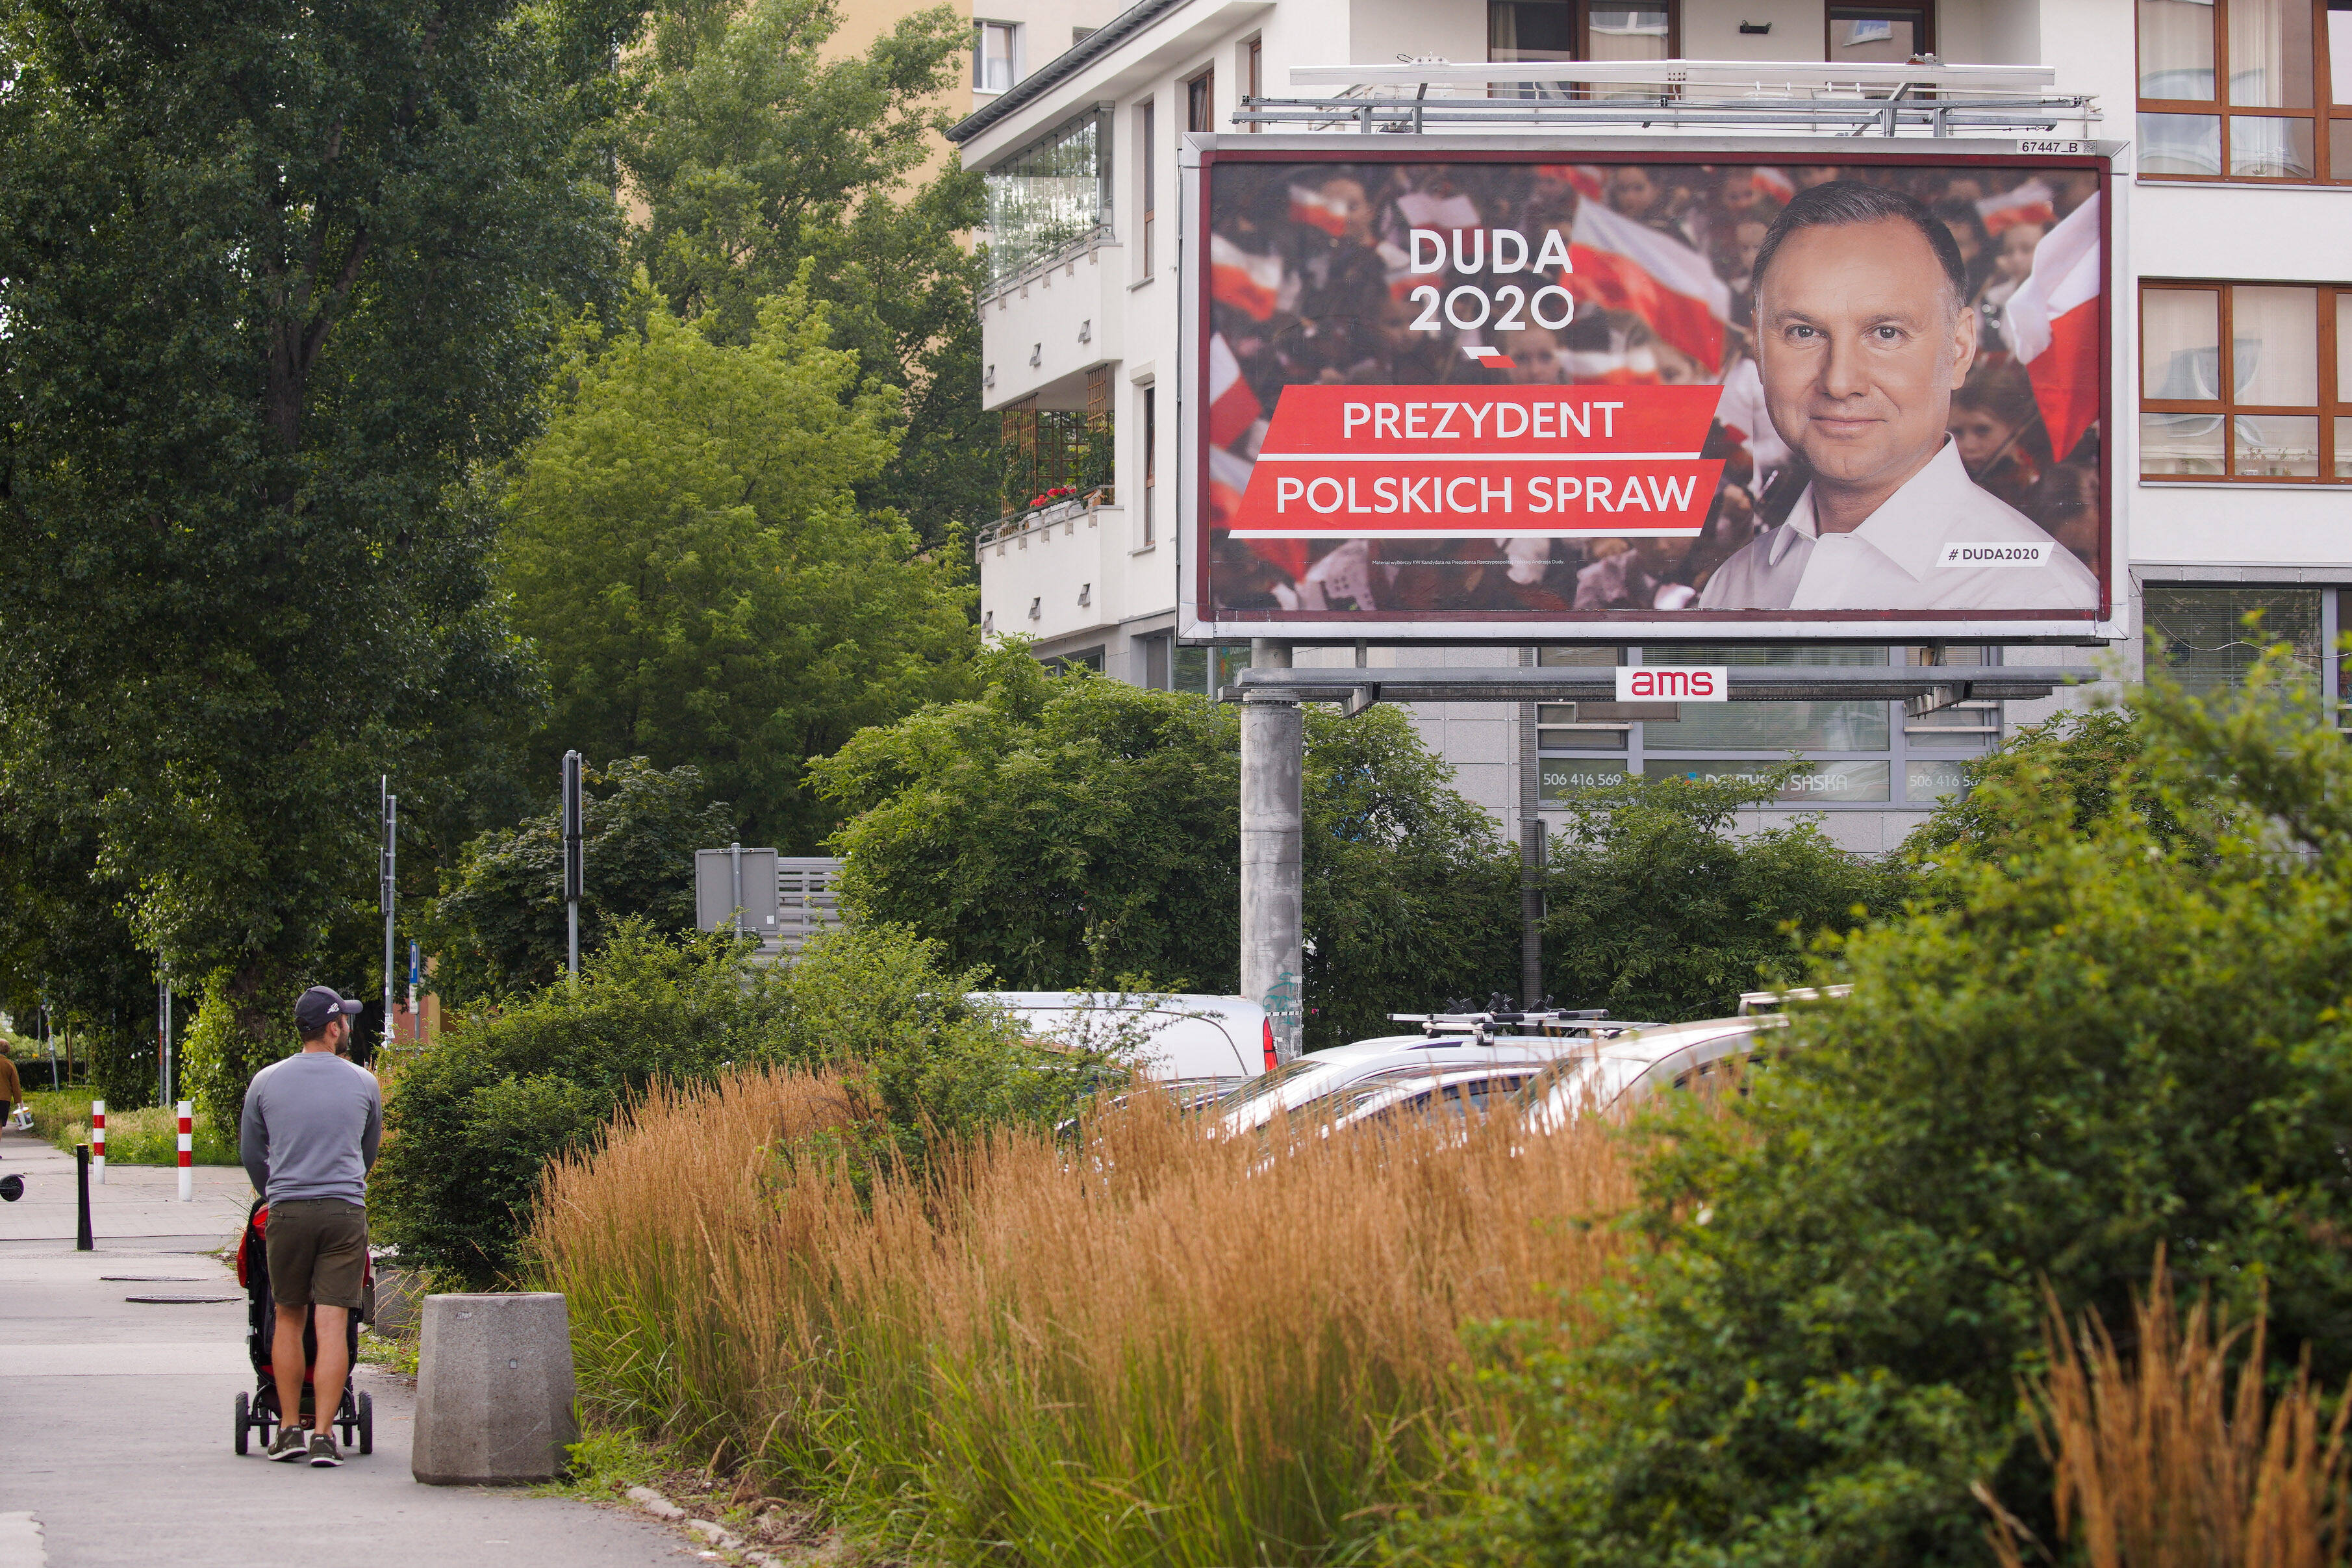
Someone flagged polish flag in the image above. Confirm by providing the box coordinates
[1539,165,1606,201]
[1289,184,1352,237]
[1395,189,1484,233]
[1563,200,1733,371]
[1208,444,1254,528]
[1977,178,2055,235]
[1206,334,1263,448]
[1210,234,1284,321]
[1749,166,1795,205]
[1999,191,2102,463]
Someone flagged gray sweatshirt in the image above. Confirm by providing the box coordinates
[239,1051,384,1206]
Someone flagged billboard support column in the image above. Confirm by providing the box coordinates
[1240,640,1303,1063]
[1517,650,1545,1009]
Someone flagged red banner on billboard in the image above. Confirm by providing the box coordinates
[1228,384,1725,537]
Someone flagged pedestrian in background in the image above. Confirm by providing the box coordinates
[0,1040,19,1156]
[240,986,383,1467]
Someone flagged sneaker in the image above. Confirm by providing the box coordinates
[267,1427,307,1462]
[307,1432,342,1467]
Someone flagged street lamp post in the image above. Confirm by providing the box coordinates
[561,752,584,980]
[380,778,397,1055]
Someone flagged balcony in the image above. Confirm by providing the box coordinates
[978,490,1132,648]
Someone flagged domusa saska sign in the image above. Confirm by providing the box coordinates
[1178,136,2123,644]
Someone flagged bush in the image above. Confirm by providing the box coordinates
[373,920,1113,1286]
[1399,660,2352,1566]
[1541,770,1907,1021]
[180,972,301,1143]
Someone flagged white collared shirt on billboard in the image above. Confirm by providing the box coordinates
[1696,442,2098,612]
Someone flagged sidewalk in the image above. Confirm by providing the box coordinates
[0,1127,689,1568]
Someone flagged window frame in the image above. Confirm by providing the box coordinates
[2138,278,2351,484]
[1483,0,1682,67]
[1823,4,1936,62]
[1245,38,1263,131]
[2134,0,2351,184]
[974,19,1021,94]
[1186,68,1215,133]
[1141,383,1158,547]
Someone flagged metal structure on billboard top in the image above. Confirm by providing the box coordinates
[1241,60,2101,139]
[1220,664,2103,714]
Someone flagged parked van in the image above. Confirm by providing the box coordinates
[977,992,1271,1103]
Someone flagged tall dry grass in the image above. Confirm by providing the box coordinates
[1983,1266,2352,1568]
[531,1067,1647,1566]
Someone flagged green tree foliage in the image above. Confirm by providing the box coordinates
[417,758,736,1005]
[0,0,630,1051]
[813,649,1518,1050]
[372,920,1107,1285]
[1901,705,2187,866]
[502,288,978,851]
[181,972,301,1142]
[1541,772,1905,1021]
[1403,663,2352,1567]
[624,0,994,545]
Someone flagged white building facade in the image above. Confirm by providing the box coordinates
[950,0,2352,852]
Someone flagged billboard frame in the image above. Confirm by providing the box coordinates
[1176,133,2129,646]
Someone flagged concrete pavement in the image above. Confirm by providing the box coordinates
[0,1128,691,1567]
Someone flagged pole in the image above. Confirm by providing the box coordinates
[75,1143,92,1251]
[407,940,420,1044]
[176,1102,194,1203]
[1239,640,1304,1063]
[729,842,744,937]
[90,1100,105,1184]
[561,751,584,980]
[156,966,173,1109]
[381,780,398,1055]
[1518,648,1545,1011]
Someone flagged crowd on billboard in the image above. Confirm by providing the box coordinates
[1200,155,2106,620]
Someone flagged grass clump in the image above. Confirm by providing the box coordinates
[21,1088,240,1165]
[530,1065,1648,1567]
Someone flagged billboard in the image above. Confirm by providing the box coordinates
[1180,138,2121,641]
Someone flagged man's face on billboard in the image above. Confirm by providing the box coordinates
[1755,217,1977,524]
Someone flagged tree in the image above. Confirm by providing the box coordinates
[1901,705,2189,868]
[0,0,631,1057]
[812,649,1519,1050]
[1541,772,1906,1022]
[417,757,737,1005]
[501,288,979,851]
[623,0,996,546]
[1402,659,2352,1567]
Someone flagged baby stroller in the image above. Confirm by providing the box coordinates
[232,1198,375,1456]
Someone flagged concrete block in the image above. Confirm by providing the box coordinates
[412,1292,579,1485]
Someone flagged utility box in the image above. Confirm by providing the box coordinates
[694,846,780,938]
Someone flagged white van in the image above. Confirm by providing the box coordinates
[976,992,1272,1102]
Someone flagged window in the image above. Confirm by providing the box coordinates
[980,108,1111,287]
[2142,585,2348,718]
[1487,0,1673,63]
[2140,281,2350,481]
[975,21,1020,93]
[1141,384,1157,546]
[1535,644,2001,807]
[1827,5,1932,62]
[1137,99,1156,279]
[1174,644,1252,694]
[1187,69,1215,133]
[1246,38,1263,131]
[2137,0,2352,181]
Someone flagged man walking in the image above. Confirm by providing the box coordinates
[240,986,383,1466]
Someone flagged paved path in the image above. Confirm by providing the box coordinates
[0,1130,689,1568]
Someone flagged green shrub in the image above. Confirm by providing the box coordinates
[1540,769,1907,1022]
[373,919,1116,1286]
[180,972,301,1143]
[1397,662,2352,1566]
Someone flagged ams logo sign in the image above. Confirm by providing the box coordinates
[1615,666,1729,702]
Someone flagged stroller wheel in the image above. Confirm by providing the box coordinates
[234,1392,250,1456]
[357,1391,373,1456]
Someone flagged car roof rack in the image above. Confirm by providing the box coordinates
[1736,985,1856,1017]
[1389,1004,1641,1046]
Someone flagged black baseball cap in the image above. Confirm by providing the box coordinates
[294,985,364,1035]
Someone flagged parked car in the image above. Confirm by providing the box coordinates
[978,992,1271,1105]
[1510,987,1851,1133]
[1207,1012,1651,1141]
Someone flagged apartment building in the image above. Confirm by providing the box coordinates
[948,0,2352,852]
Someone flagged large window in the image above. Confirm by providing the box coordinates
[1828,5,1933,62]
[2137,0,2352,181]
[2141,281,2351,481]
[2143,584,2349,716]
[1187,70,1215,133]
[981,108,1111,287]
[1536,644,2001,807]
[1487,0,1672,66]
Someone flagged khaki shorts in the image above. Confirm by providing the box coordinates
[265,1199,369,1310]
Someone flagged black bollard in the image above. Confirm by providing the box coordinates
[75,1142,92,1251]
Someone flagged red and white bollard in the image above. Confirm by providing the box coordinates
[90,1100,105,1184]
[176,1101,194,1202]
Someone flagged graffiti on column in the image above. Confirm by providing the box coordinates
[1263,968,1302,1060]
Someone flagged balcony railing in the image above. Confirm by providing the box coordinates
[977,486,1118,551]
